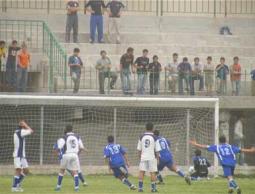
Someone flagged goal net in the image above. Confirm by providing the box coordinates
[0,95,219,176]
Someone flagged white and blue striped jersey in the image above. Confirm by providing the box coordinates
[13,128,33,158]
[57,132,84,155]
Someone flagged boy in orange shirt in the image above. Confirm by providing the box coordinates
[17,44,30,92]
[230,56,241,96]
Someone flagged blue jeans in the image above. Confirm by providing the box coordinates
[231,80,241,96]
[90,15,103,42]
[178,74,191,95]
[6,62,16,87]
[190,74,204,95]
[121,69,131,93]
[17,66,28,92]
[137,73,147,94]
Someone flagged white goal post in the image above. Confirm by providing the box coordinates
[0,95,219,176]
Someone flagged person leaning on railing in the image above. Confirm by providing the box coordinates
[148,55,162,95]
[230,56,241,96]
[165,53,179,94]
[177,57,192,95]
[203,56,214,96]
[190,57,204,96]
[215,57,229,96]
[66,0,80,43]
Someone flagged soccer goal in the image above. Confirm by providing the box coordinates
[0,95,219,176]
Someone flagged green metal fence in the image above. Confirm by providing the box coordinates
[0,20,67,92]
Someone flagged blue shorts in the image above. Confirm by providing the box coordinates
[158,159,173,171]
[112,165,128,178]
[222,165,235,177]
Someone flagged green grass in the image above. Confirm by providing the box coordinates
[2,175,255,194]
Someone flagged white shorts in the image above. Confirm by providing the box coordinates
[14,157,29,169]
[139,159,158,172]
[60,153,79,171]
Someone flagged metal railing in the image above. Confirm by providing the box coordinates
[0,20,67,92]
[1,0,254,16]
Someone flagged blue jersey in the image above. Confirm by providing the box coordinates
[104,143,126,168]
[53,142,64,161]
[207,144,240,167]
[157,137,173,162]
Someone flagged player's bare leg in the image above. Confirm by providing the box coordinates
[150,172,158,192]
[227,176,241,194]
[138,171,145,192]
[55,169,65,191]
[170,164,191,185]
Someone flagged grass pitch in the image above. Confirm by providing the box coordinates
[1,175,255,194]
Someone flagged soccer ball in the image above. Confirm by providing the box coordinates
[188,166,195,175]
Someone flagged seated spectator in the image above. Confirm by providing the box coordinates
[106,0,125,44]
[250,67,255,96]
[95,50,117,94]
[204,56,214,96]
[178,57,192,95]
[215,57,229,95]
[219,26,232,35]
[190,57,204,95]
[148,55,162,95]
[190,149,211,181]
[230,56,241,96]
[68,48,83,93]
[134,49,149,95]
[6,40,21,89]
[0,40,6,72]
[165,53,178,94]
[120,47,134,95]
[17,43,30,92]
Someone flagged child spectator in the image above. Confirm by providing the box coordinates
[230,57,241,96]
[190,57,204,95]
[204,56,214,96]
[250,67,255,96]
[68,48,83,93]
[17,43,30,92]
[178,57,192,95]
[216,57,229,95]
[190,149,211,180]
[6,40,21,89]
[165,53,178,94]
[148,55,162,95]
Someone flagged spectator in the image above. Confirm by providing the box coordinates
[178,57,192,95]
[250,67,255,96]
[190,57,204,95]
[85,0,106,44]
[148,55,162,95]
[0,40,6,72]
[17,43,30,92]
[204,56,214,96]
[95,50,117,94]
[120,47,134,95]
[215,57,229,95]
[230,56,241,96]
[6,40,20,89]
[134,49,149,95]
[66,0,80,43]
[234,116,245,165]
[106,0,125,44]
[165,53,178,94]
[68,48,83,93]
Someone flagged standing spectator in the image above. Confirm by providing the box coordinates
[215,57,229,95]
[178,57,192,95]
[0,40,6,72]
[204,56,214,96]
[106,0,125,44]
[165,53,179,94]
[68,48,83,93]
[230,56,241,96]
[120,47,134,95]
[234,116,245,165]
[148,55,162,95]
[134,49,149,95]
[17,43,30,92]
[95,50,117,94]
[250,67,255,96]
[6,40,21,89]
[66,0,80,43]
[85,0,106,43]
[190,57,204,95]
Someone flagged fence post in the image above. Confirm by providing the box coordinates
[2,0,7,12]
[49,34,54,93]
[186,109,190,166]
[224,0,227,17]
[47,0,50,14]
[156,0,159,16]
[113,108,117,143]
[64,55,67,90]
[160,0,163,16]
[39,106,44,165]
[214,0,216,17]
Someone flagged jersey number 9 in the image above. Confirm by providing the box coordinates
[145,139,150,148]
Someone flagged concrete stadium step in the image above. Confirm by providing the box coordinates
[62,43,255,57]
[55,32,255,46]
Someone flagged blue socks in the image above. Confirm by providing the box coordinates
[122,178,132,187]
[74,175,79,190]
[177,169,185,177]
[151,182,156,191]
[138,180,143,190]
[157,173,163,182]
[57,173,64,188]
[19,173,25,184]
[78,172,85,183]
[229,179,238,189]
[12,176,20,188]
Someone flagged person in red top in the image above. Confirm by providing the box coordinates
[230,56,241,96]
[17,43,31,92]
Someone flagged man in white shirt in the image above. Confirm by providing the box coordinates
[55,125,85,192]
[137,122,161,192]
[190,57,204,95]
[12,120,34,192]
[165,53,179,94]
[234,117,245,165]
